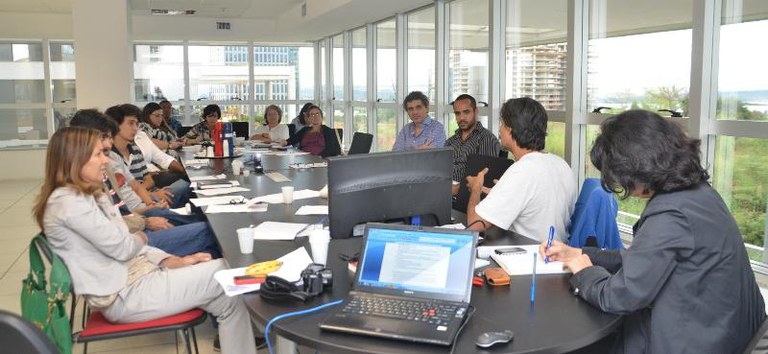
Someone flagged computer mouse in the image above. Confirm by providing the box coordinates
[475,330,514,348]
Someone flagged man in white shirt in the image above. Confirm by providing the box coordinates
[465,97,577,242]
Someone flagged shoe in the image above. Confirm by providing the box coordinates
[213,334,267,352]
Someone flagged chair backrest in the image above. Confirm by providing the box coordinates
[287,124,296,139]
[744,318,768,354]
[567,178,622,249]
[231,121,249,138]
[499,150,509,159]
[335,128,344,143]
[0,310,59,354]
[348,132,374,155]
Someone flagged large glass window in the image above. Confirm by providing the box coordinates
[0,42,47,147]
[188,45,249,101]
[376,108,396,151]
[376,20,397,103]
[713,2,768,258]
[332,34,344,101]
[133,44,184,102]
[352,28,367,102]
[408,6,436,99]
[448,0,489,104]
[505,0,567,111]
[587,0,692,115]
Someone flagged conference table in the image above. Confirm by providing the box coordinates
[184,148,622,354]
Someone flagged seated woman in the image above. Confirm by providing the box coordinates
[542,110,765,353]
[250,104,289,143]
[140,102,185,151]
[289,102,314,135]
[281,105,341,158]
[33,127,256,354]
[185,104,220,144]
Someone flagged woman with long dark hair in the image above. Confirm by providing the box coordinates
[140,102,184,151]
[542,110,765,353]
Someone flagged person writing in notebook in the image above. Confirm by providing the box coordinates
[542,110,765,353]
[465,97,577,242]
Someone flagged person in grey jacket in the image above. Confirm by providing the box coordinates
[32,127,256,354]
[542,110,765,354]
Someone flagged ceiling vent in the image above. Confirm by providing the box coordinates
[217,22,231,30]
[151,9,196,16]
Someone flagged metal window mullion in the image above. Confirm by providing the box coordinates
[565,0,589,184]
[344,30,353,144]
[183,40,191,125]
[314,40,322,104]
[42,39,54,137]
[489,0,505,136]
[396,13,407,132]
[435,0,449,129]
[248,41,255,135]
[367,23,376,137]
[325,37,333,115]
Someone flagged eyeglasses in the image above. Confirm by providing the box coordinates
[308,112,321,118]
[229,197,247,205]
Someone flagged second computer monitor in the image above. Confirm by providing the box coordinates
[327,148,453,239]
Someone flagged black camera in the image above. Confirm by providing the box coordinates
[301,263,333,296]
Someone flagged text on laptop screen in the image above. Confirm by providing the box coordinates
[358,227,474,298]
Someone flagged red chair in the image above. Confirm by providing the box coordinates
[73,309,207,354]
[33,236,209,354]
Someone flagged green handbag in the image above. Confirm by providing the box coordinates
[21,234,73,354]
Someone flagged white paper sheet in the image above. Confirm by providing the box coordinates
[252,221,309,240]
[183,159,209,166]
[195,180,240,190]
[190,196,247,207]
[189,174,226,182]
[289,162,327,169]
[489,245,569,276]
[205,203,268,214]
[264,172,291,182]
[194,187,250,196]
[295,205,329,215]
[213,247,314,296]
[247,189,321,205]
[275,151,310,156]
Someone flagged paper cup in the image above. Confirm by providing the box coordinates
[309,229,331,266]
[282,186,295,204]
[236,228,254,254]
[232,164,242,175]
[242,169,251,176]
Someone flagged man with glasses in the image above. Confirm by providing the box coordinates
[392,91,446,151]
[159,100,183,136]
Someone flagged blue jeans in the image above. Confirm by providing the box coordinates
[142,207,204,226]
[162,179,191,208]
[145,221,221,258]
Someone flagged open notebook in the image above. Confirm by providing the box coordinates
[489,245,569,276]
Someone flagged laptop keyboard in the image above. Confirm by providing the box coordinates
[342,296,461,326]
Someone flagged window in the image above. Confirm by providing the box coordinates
[188,45,249,101]
[407,6,436,99]
[448,0,489,104]
[376,20,397,103]
[0,42,47,147]
[134,44,184,102]
[352,28,367,102]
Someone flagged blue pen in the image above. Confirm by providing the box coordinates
[530,253,537,303]
[544,226,555,263]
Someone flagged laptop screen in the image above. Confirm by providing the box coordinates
[356,224,478,303]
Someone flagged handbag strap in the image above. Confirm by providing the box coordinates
[29,234,72,299]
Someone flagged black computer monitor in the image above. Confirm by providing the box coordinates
[327,148,453,239]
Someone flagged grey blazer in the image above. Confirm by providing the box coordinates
[43,187,170,297]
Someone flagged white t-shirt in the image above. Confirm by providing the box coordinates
[134,131,176,173]
[475,151,577,242]
[252,124,289,142]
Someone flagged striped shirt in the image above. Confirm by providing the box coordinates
[112,143,149,182]
[392,116,446,151]
[140,122,178,143]
[445,122,501,182]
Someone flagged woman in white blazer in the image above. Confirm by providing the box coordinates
[32,127,256,354]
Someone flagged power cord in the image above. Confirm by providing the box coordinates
[449,305,477,354]
[264,299,344,354]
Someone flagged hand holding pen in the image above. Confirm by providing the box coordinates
[544,226,555,263]
[539,239,583,263]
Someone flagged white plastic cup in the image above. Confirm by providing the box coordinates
[309,229,331,266]
[232,164,242,175]
[282,186,295,204]
[236,228,254,254]
[242,169,251,177]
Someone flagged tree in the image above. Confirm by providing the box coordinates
[641,85,687,111]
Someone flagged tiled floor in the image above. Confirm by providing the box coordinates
[0,179,219,354]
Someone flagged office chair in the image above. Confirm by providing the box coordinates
[348,132,373,154]
[32,235,208,354]
[287,124,296,139]
[744,318,768,354]
[499,150,509,159]
[0,310,59,354]
[567,178,622,249]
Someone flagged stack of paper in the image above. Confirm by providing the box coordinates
[247,189,321,205]
[252,221,310,240]
[189,174,226,182]
[295,205,328,215]
[194,187,250,196]
[183,159,208,166]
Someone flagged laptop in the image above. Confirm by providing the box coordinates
[453,154,514,212]
[319,223,479,346]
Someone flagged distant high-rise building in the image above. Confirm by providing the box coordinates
[506,43,567,110]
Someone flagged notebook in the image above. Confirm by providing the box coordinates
[319,223,479,346]
[489,245,569,276]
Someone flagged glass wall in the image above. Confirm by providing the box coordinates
[407,6,436,99]
[332,34,345,131]
[134,44,184,102]
[351,27,368,133]
[448,0,489,106]
[375,19,397,151]
[0,42,49,147]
